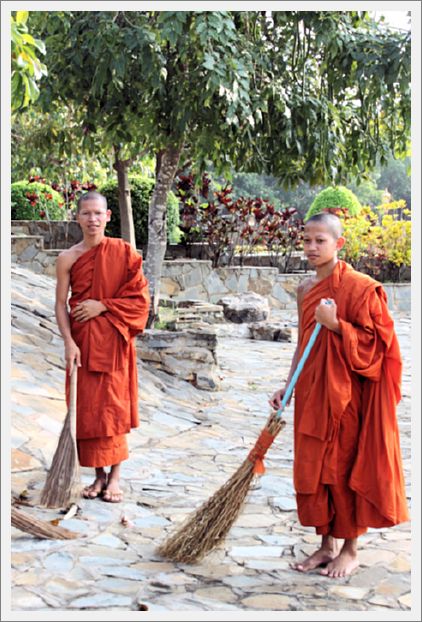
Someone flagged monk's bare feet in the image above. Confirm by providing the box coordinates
[291,547,337,572]
[102,477,123,503]
[291,534,340,572]
[82,473,107,499]
[320,549,359,578]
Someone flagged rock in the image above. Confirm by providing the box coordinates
[229,545,284,558]
[241,594,292,609]
[398,592,411,608]
[249,322,292,342]
[217,292,270,323]
[329,586,369,600]
[195,586,237,602]
[138,329,220,391]
[69,593,132,608]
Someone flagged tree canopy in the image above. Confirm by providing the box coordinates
[17,10,412,320]
[11,11,47,112]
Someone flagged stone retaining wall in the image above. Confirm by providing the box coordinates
[161,260,302,309]
[12,220,82,249]
[11,229,411,314]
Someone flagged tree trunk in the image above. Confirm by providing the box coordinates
[113,149,136,248]
[144,144,182,327]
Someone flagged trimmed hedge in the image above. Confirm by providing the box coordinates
[11,181,66,220]
[305,186,362,220]
[100,174,181,246]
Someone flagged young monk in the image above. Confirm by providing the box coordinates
[55,192,150,502]
[270,212,409,577]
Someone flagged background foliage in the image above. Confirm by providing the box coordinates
[305,186,362,220]
[11,180,65,220]
[340,201,411,282]
[101,175,181,246]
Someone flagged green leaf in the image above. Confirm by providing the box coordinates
[32,38,46,54]
[21,33,35,46]
[203,53,215,70]
[16,11,29,25]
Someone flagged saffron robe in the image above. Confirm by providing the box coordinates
[67,237,150,467]
[294,260,409,536]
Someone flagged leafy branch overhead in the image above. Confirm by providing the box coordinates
[11,11,47,112]
[32,11,410,187]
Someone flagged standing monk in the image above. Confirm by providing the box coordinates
[270,212,409,577]
[55,192,150,502]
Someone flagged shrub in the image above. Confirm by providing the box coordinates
[305,186,362,220]
[100,174,180,246]
[50,179,98,212]
[340,201,411,282]
[175,173,303,269]
[11,180,66,220]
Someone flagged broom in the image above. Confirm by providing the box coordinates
[40,366,81,508]
[11,506,78,540]
[157,320,324,563]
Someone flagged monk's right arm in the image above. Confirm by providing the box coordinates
[55,254,81,374]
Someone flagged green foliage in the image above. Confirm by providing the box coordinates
[100,175,180,246]
[33,11,411,188]
[254,13,411,186]
[11,11,47,112]
[175,173,303,269]
[11,106,112,185]
[348,179,384,208]
[166,192,182,244]
[216,171,321,218]
[377,155,411,209]
[305,186,362,220]
[11,180,65,220]
[340,202,411,282]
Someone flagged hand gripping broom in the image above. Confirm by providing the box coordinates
[157,321,324,563]
[40,366,81,508]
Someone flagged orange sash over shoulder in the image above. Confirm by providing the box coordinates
[70,237,150,372]
[294,260,409,527]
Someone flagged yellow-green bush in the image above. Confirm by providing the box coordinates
[340,200,410,281]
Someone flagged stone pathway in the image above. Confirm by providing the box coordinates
[9,265,412,613]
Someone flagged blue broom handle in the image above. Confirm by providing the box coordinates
[276,322,322,418]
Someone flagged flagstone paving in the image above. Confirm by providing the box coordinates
[9,265,412,613]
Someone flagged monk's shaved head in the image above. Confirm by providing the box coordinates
[77,191,108,212]
[304,212,343,239]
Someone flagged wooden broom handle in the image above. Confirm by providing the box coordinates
[69,366,78,438]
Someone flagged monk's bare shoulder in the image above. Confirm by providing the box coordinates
[297,276,317,306]
[56,243,85,273]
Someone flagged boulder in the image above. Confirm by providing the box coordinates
[249,322,292,342]
[217,292,270,324]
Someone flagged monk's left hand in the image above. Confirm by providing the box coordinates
[315,298,341,334]
[72,299,107,322]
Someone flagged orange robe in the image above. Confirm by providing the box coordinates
[67,237,150,467]
[294,260,409,538]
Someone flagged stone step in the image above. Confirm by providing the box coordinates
[11,234,45,261]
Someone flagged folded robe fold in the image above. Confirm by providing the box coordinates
[66,237,150,467]
[294,260,409,529]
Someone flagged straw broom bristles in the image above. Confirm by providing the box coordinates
[157,412,285,564]
[11,506,78,540]
[158,322,324,564]
[40,367,81,509]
